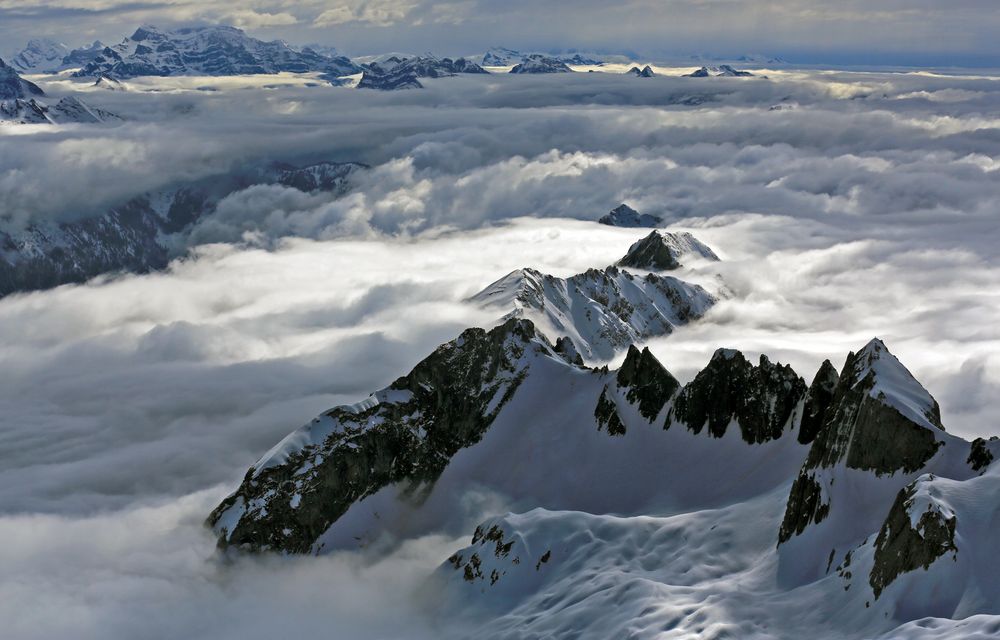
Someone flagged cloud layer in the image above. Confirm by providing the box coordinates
[2,66,1000,637]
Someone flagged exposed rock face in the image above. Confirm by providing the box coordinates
[667,349,807,444]
[598,204,662,228]
[364,55,488,79]
[357,68,422,90]
[596,345,680,435]
[616,345,680,421]
[72,25,360,79]
[799,360,839,445]
[967,437,995,472]
[207,318,550,553]
[618,230,719,271]
[804,340,944,475]
[509,55,572,74]
[869,477,958,598]
[779,339,948,545]
[778,471,830,543]
[595,387,627,436]
[0,161,364,297]
[0,57,44,101]
[357,55,487,89]
[468,265,716,360]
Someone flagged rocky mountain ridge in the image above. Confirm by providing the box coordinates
[0,161,365,297]
[467,230,720,360]
[205,315,1000,637]
[71,25,360,79]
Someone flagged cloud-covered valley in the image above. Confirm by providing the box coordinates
[2,67,1000,638]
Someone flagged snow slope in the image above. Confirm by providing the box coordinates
[207,323,1000,638]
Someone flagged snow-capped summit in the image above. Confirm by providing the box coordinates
[0,57,44,100]
[685,65,754,77]
[481,47,522,66]
[618,230,720,271]
[357,54,488,89]
[627,65,655,77]
[849,338,944,431]
[598,204,663,228]
[1,61,121,124]
[468,265,716,360]
[92,74,125,91]
[509,55,572,74]
[10,39,69,73]
[61,41,106,69]
[72,25,360,78]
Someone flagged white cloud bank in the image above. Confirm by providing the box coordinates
[0,67,999,637]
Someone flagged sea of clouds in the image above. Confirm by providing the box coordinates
[1,67,999,638]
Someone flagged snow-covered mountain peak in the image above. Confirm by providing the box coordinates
[618,230,719,271]
[685,65,755,78]
[72,24,360,79]
[598,204,663,227]
[0,57,44,100]
[627,65,655,77]
[509,55,572,74]
[10,38,69,73]
[469,264,717,361]
[848,338,943,432]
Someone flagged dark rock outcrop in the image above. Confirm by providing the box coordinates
[667,349,807,444]
[967,437,995,473]
[618,230,719,271]
[616,345,680,421]
[869,480,958,598]
[208,318,551,553]
[799,360,839,444]
[779,340,947,545]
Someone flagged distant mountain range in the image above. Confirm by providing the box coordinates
[8,38,105,73]
[0,57,119,124]
[0,161,365,298]
[206,271,1000,637]
[480,47,632,66]
[685,65,755,78]
[69,25,360,79]
[357,55,488,90]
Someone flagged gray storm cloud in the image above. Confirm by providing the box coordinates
[1,65,999,638]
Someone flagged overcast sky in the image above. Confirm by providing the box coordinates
[3,0,1000,65]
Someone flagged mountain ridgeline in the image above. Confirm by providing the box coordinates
[207,300,999,631]
[0,161,365,298]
